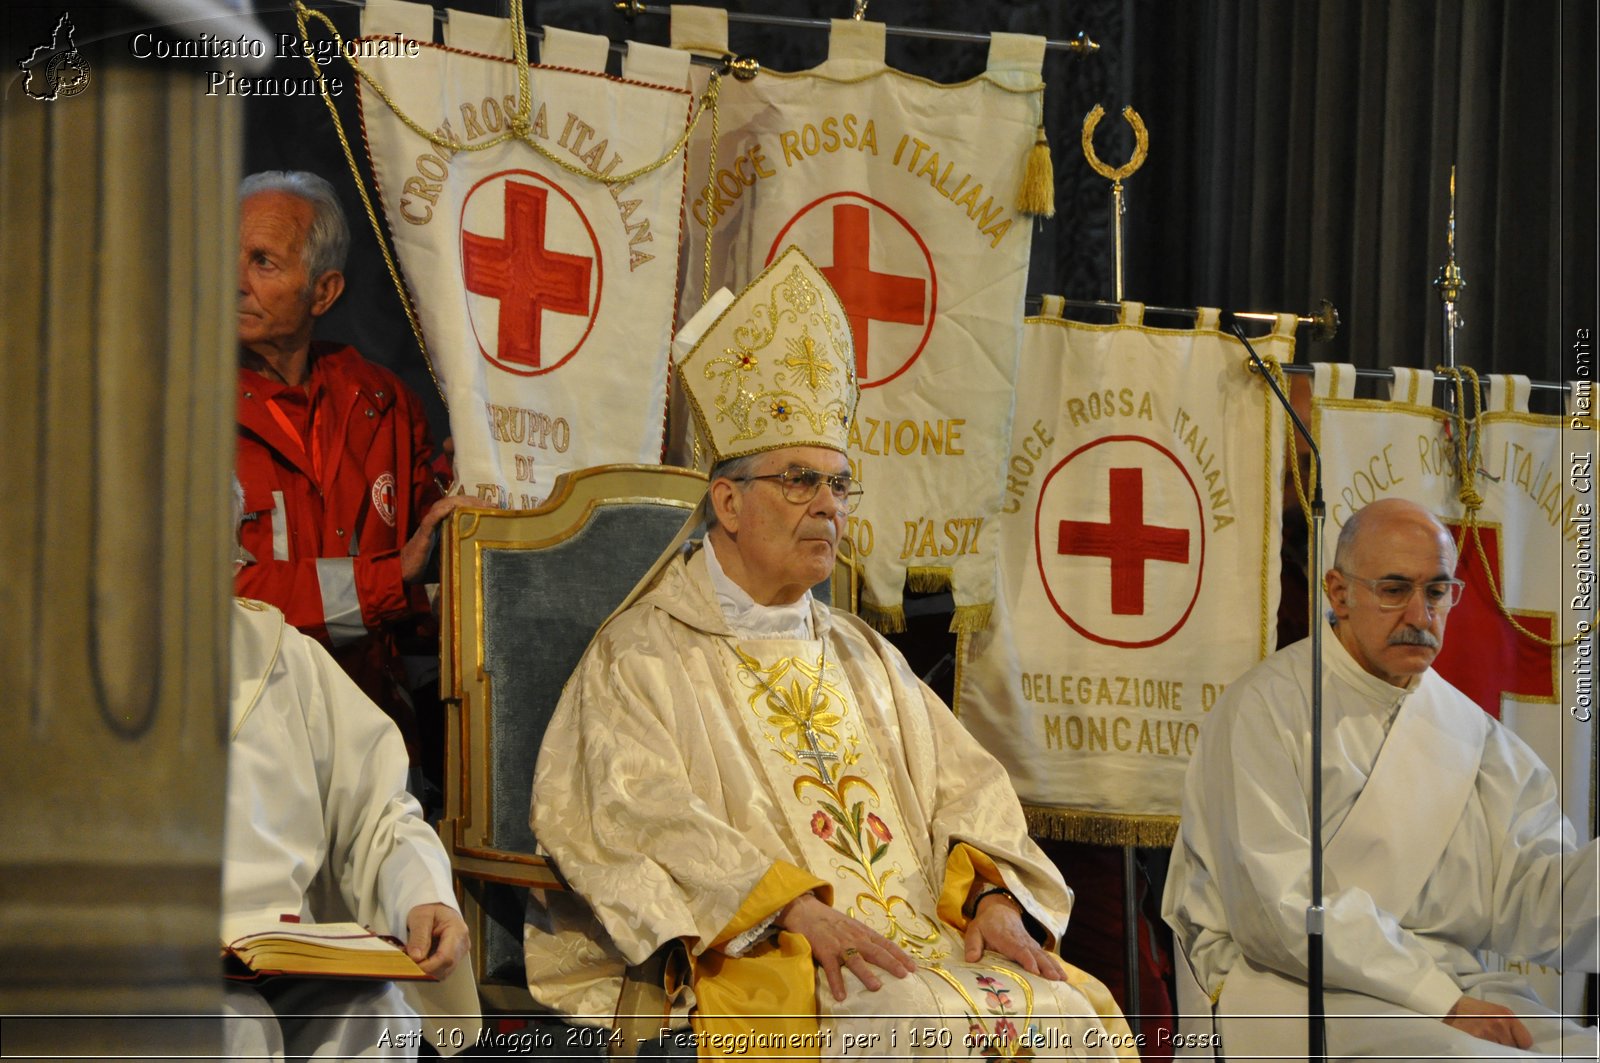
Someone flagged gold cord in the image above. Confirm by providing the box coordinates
[295,1,437,400]
[290,0,727,403]
[1437,365,1583,650]
[700,75,722,305]
[296,0,721,187]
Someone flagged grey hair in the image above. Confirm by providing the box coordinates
[240,170,350,282]
[703,453,766,530]
[1331,507,1365,573]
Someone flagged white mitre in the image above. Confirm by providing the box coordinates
[673,245,858,467]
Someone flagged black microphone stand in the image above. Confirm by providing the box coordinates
[1223,315,1328,1062]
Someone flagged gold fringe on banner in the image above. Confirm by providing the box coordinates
[950,601,993,634]
[859,599,907,633]
[906,566,953,594]
[1023,805,1179,848]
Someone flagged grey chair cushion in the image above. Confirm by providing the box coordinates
[476,502,695,982]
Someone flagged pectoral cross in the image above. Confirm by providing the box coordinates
[794,720,840,787]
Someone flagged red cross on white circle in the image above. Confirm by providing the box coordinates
[460,171,602,376]
[1035,435,1206,648]
[766,192,937,388]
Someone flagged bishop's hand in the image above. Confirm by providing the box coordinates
[963,891,1064,981]
[776,893,917,1001]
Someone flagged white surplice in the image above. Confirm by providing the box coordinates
[1163,624,1600,1060]
[224,598,475,1059]
[527,543,1133,1058]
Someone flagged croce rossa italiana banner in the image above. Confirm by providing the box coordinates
[356,0,692,506]
[958,305,1288,842]
[670,9,1045,632]
[1313,366,1596,1015]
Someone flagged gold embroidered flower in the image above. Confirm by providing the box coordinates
[769,398,791,420]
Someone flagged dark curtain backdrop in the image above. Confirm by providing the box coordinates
[238,0,1596,439]
[1125,0,1595,381]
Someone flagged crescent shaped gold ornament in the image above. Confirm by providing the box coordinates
[1081,104,1149,182]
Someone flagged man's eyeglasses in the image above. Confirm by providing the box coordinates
[1338,570,1465,612]
[731,467,864,513]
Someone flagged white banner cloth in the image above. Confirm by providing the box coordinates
[356,2,691,506]
[957,309,1288,839]
[671,11,1045,630]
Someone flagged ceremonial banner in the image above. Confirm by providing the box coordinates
[956,305,1288,841]
[355,1,692,506]
[671,11,1045,631]
[1313,368,1595,1012]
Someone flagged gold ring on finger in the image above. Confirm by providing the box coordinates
[841,947,861,960]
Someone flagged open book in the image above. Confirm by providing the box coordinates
[221,919,434,982]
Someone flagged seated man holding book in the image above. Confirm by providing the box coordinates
[223,482,470,1059]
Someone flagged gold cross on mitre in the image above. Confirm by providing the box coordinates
[783,330,835,392]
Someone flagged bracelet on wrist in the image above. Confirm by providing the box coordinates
[965,885,1021,919]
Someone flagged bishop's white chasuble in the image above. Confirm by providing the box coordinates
[668,10,1046,632]
[958,305,1287,843]
[356,1,691,507]
[528,549,1135,1059]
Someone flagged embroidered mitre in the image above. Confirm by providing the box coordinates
[674,246,859,465]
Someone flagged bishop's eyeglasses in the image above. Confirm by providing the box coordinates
[732,467,864,513]
[1338,571,1466,612]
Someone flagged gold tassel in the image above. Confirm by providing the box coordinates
[859,599,907,634]
[906,566,953,594]
[948,601,993,634]
[1016,124,1055,218]
[1023,806,1179,848]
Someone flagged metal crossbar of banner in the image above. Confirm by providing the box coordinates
[310,0,1100,59]
[1025,296,1573,395]
[615,0,1100,56]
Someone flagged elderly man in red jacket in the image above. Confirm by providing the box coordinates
[233,169,474,767]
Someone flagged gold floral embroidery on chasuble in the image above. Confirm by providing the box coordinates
[726,640,1079,1056]
[728,640,946,960]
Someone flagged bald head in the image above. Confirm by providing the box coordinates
[1332,498,1457,575]
[1326,498,1460,686]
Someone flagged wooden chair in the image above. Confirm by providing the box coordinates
[438,464,706,1051]
[437,463,859,1054]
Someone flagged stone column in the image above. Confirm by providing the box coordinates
[0,22,243,1057]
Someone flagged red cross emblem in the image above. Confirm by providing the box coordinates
[1058,467,1191,615]
[1035,436,1205,648]
[1431,521,1557,718]
[460,171,601,376]
[767,192,936,388]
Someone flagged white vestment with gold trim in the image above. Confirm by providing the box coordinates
[527,546,1133,1058]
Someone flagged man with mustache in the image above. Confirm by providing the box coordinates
[527,249,1133,1057]
[1163,498,1598,1059]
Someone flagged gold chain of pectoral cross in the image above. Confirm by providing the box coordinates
[727,637,840,785]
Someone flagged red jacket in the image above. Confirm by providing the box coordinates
[234,344,443,702]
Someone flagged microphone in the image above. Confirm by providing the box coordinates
[1223,313,1323,482]
[1223,310,1329,1063]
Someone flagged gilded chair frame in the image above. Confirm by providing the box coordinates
[438,464,708,1014]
